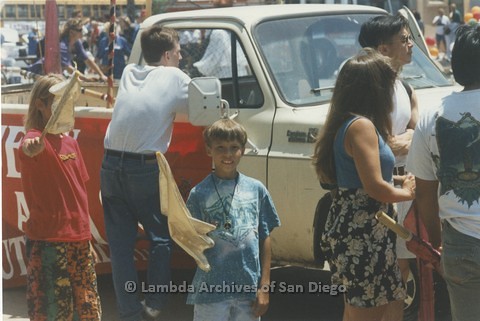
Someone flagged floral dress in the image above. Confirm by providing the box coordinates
[321,116,405,308]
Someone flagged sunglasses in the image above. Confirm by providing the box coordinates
[398,34,414,44]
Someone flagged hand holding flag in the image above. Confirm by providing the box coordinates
[376,211,442,273]
[41,71,81,138]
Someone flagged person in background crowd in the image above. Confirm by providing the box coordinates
[192,0,250,78]
[432,8,451,60]
[59,18,107,82]
[27,27,39,56]
[313,48,415,321]
[448,3,463,59]
[131,9,147,45]
[407,24,480,321]
[413,10,425,35]
[97,21,131,80]
[100,25,190,321]
[19,74,102,321]
[118,15,136,47]
[88,19,100,58]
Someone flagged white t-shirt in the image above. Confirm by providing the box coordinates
[193,29,249,79]
[104,64,191,154]
[432,15,450,36]
[392,79,412,166]
[407,89,480,239]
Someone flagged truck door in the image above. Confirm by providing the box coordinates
[171,24,276,186]
[253,13,377,264]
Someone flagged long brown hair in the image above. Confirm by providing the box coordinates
[312,48,396,185]
[24,74,63,131]
[60,18,84,40]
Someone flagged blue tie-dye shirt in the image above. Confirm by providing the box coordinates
[186,172,280,304]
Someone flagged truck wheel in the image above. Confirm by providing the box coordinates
[313,192,332,266]
[403,259,419,321]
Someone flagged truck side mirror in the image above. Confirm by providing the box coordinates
[188,77,223,126]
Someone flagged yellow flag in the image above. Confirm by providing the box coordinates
[156,152,216,272]
[43,71,81,135]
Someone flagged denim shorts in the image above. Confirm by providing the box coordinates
[193,299,260,321]
[442,220,480,321]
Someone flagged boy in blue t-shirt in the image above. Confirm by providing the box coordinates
[186,118,280,321]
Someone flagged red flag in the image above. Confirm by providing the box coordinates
[376,209,439,321]
[376,211,441,271]
[44,0,61,74]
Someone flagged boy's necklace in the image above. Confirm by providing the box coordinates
[211,174,239,230]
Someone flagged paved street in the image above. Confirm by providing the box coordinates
[2,266,343,321]
[3,265,453,321]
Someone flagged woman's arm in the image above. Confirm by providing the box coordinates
[345,118,415,203]
[85,58,107,82]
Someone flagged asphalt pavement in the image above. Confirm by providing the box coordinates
[3,266,344,321]
[3,265,452,321]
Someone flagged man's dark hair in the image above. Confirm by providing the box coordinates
[451,25,480,87]
[358,14,409,48]
[140,25,179,65]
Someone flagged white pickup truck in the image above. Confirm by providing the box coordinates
[2,4,455,297]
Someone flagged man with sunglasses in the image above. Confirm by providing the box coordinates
[358,13,420,321]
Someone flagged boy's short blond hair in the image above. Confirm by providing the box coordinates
[203,118,247,147]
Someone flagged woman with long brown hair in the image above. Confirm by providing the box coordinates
[312,48,415,321]
[59,18,107,82]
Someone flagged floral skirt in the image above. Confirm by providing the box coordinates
[26,239,102,321]
[321,188,405,308]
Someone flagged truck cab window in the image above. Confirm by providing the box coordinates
[179,28,263,109]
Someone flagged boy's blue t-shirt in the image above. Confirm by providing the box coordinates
[186,172,280,304]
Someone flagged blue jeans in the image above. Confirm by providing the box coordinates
[442,221,480,321]
[193,299,260,321]
[101,152,171,321]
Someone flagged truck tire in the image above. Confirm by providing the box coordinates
[403,259,419,321]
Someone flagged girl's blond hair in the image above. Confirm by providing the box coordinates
[24,74,63,131]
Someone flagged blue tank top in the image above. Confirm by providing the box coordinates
[334,116,394,188]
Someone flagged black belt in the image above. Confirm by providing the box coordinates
[105,149,157,161]
[393,166,406,176]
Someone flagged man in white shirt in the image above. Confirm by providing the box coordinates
[407,25,480,321]
[101,25,191,321]
[358,13,419,321]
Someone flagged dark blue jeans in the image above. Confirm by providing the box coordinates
[100,152,171,321]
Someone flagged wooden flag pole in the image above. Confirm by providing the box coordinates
[107,0,117,108]
[20,70,114,104]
